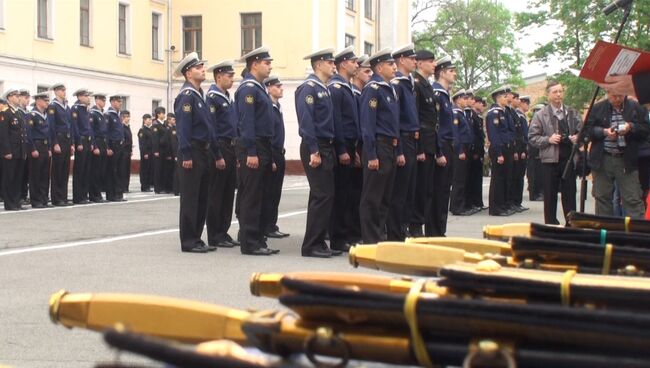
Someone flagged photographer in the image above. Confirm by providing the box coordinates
[528,81,582,225]
[588,93,649,218]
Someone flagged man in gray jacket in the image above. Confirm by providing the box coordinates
[528,80,582,225]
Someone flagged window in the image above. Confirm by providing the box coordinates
[37,85,50,93]
[345,34,355,48]
[37,0,52,39]
[364,42,373,55]
[152,99,161,113]
[182,16,202,58]
[80,0,90,46]
[121,96,130,112]
[118,3,130,55]
[364,0,373,20]
[0,0,5,30]
[345,0,355,11]
[240,13,261,56]
[152,13,162,60]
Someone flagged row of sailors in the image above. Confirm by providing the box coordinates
[0,86,132,210]
[171,44,530,257]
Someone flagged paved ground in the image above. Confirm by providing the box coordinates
[0,176,594,367]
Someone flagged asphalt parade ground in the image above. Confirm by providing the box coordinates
[0,175,594,367]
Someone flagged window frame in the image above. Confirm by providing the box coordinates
[0,0,6,31]
[364,0,373,20]
[364,41,373,56]
[118,2,131,56]
[80,0,91,46]
[151,12,163,61]
[345,33,355,48]
[240,12,262,56]
[182,15,202,59]
[345,0,355,11]
[36,0,54,40]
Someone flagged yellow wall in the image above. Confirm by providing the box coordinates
[0,0,167,81]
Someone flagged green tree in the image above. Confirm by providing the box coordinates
[517,0,650,108]
[412,0,523,93]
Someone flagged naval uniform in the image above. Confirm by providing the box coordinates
[47,99,73,205]
[449,105,473,214]
[296,74,336,253]
[328,73,361,248]
[105,107,125,201]
[262,100,286,236]
[430,82,455,235]
[486,104,511,214]
[175,81,218,251]
[25,108,51,207]
[138,125,154,191]
[71,101,93,203]
[359,74,400,244]
[152,119,168,193]
[0,105,27,210]
[510,108,529,207]
[206,85,238,246]
[120,123,133,194]
[89,106,108,202]
[386,71,419,241]
[466,108,486,208]
[235,73,275,254]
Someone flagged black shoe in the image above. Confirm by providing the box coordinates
[516,205,529,212]
[52,201,67,207]
[265,230,286,239]
[331,242,351,252]
[206,244,218,252]
[214,240,234,248]
[32,203,46,209]
[225,236,240,246]
[302,248,332,258]
[408,226,424,238]
[90,198,106,203]
[73,200,90,205]
[276,230,290,238]
[242,247,275,256]
[182,245,208,253]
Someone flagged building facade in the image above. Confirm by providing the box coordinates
[0,0,411,161]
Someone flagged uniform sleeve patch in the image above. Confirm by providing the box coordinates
[370,84,379,90]
[307,81,315,87]
[183,103,192,113]
[245,95,255,105]
[48,108,55,115]
[305,95,314,105]
[369,98,378,109]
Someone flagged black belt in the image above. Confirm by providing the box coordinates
[191,140,210,150]
[376,134,398,147]
[401,131,420,140]
[317,137,334,145]
[217,137,236,146]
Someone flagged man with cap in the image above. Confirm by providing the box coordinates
[430,56,457,235]
[359,48,400,244]
[502,87,520,213]
[205,60,240,249]
[410,49,437,237]
[486,86,515,216]
[467,95,488,211]
[296,48,338,258]
[328,46,360,251]
[138,114,154,192]
[352,55,372,97]
[527,103,545,201]
[449,89,475,216]
[510,93,530,212]
[262,75,290,241]
[105,94,126,202]
[25,92,52,208]
[235,47,278,256]
[71,88,93,204]
[386,43,420,240]
[0,89,27,210]
[18,89,31,204]
[89,92,108,202]
[47,83,74,206]
[119,110,133,194]
[167,113,179,195]
[174,52,219,253]
[152,106,170,194]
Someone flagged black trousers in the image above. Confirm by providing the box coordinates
[360,139,397,244]
[29,141,50,206]
[387,135,418,241]
[416,154,437,236]
[207,140,237,245]
[542,159,576,225]
[450,149,470,214]
[488,146,512,214]
[179,146,212,250]
[139,155,153,191]
[21,158,28,200]
[72,138,92,203]
[51,135,71,203]
[2,157,25,210]
[90,141,107,201]
[509,151,527,206]
[153,155,164,193]
[164,157,175,192]
[330,141,363,245]
[301,140,335,251]
[237,139,273,252]
[527,158,544,200]
[119,151,132,193]
[467,155,485,207]
[106,142,124,201]
[430,141,454,236]
[263,147,286,234]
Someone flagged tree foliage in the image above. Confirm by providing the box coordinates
[517,0,650,108]
[412,0,523,94]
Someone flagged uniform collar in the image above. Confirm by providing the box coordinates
[366,74,391,89]
[328,74,353,92]
[90,106,104,114]
[488,104,504,113]
[52,99,67,109]
[208,84,231,103]
[107,106,120,116]
[180,81,205,101]
[30,107,47,120]
[352,85,362,95]
[305,74,329,90]
[73,101,87,109]
[431,81,449,97]
[240,73,267,93]
[273,101,282,112]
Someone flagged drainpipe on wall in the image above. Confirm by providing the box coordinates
[166,0,173,110]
